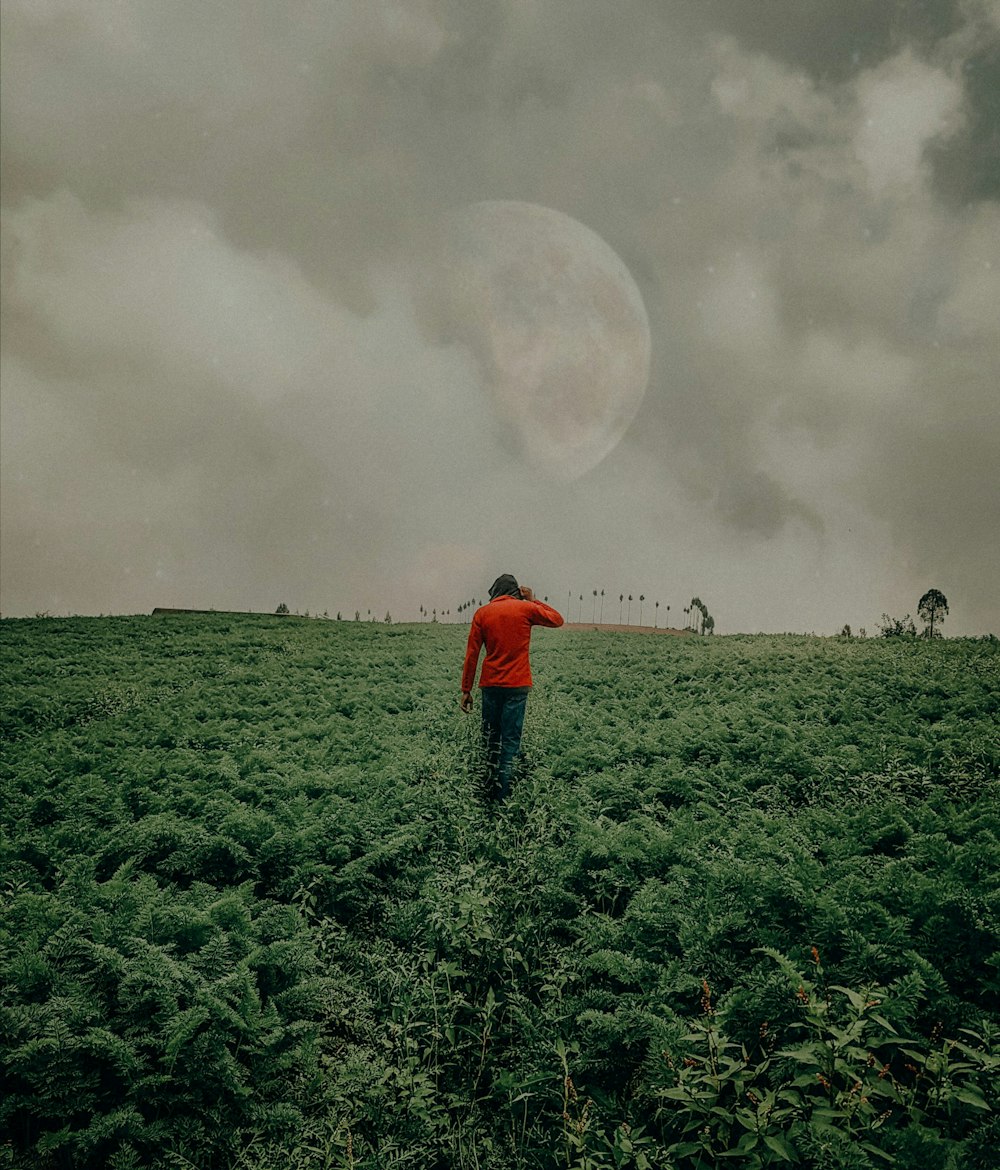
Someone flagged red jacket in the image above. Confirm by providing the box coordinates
[462,595,564,691]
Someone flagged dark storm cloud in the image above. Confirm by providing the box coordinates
[931,38,1000,202]
[688,0,964,80]
[2,0,998,632]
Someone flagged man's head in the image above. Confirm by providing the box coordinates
[489,573,521,599]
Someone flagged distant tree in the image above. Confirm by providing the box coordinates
[840,624,852,637]
[619,593,624,623]
[703,614,715,635]
[592,589,598,622]
[275,602,289,615]
[336,612,342,621]
[627,594,633,625]
[432,608,437,622]
[384,611,392,624]
[878,613,917,637]
[639,594,645,625]
[918,589,948,638]
[654,600,659,628]
[600,589,605,622]
[354,610,361,621]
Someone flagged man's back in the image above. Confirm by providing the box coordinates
[462,594,563,690]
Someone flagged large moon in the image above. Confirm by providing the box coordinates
[445,201,651,480]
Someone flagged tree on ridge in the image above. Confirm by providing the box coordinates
[918,588,948,638]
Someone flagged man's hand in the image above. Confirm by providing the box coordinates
[460,691,473,713]
[519,585,535,601]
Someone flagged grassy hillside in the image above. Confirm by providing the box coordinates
[1,616,998,1169]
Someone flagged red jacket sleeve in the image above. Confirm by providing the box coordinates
[528,600,564,628]
[461,613,485,692]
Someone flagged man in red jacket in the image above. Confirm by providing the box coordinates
[460,573,564,800]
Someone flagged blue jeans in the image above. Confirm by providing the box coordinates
[480,686,529,801]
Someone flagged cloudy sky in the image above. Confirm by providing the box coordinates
[2,0,998,634]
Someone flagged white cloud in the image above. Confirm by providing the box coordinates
[4,194,321,404]
[934,204,1000,343]
[795,329,915,416]
[1,193,485,435]
[363,0,448,67]
[709,35,822,124]
[698,251,782,353]
[854,51,964,194]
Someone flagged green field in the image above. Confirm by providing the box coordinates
[1,616,998,1169]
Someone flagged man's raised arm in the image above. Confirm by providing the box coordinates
[520,586,564,628]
